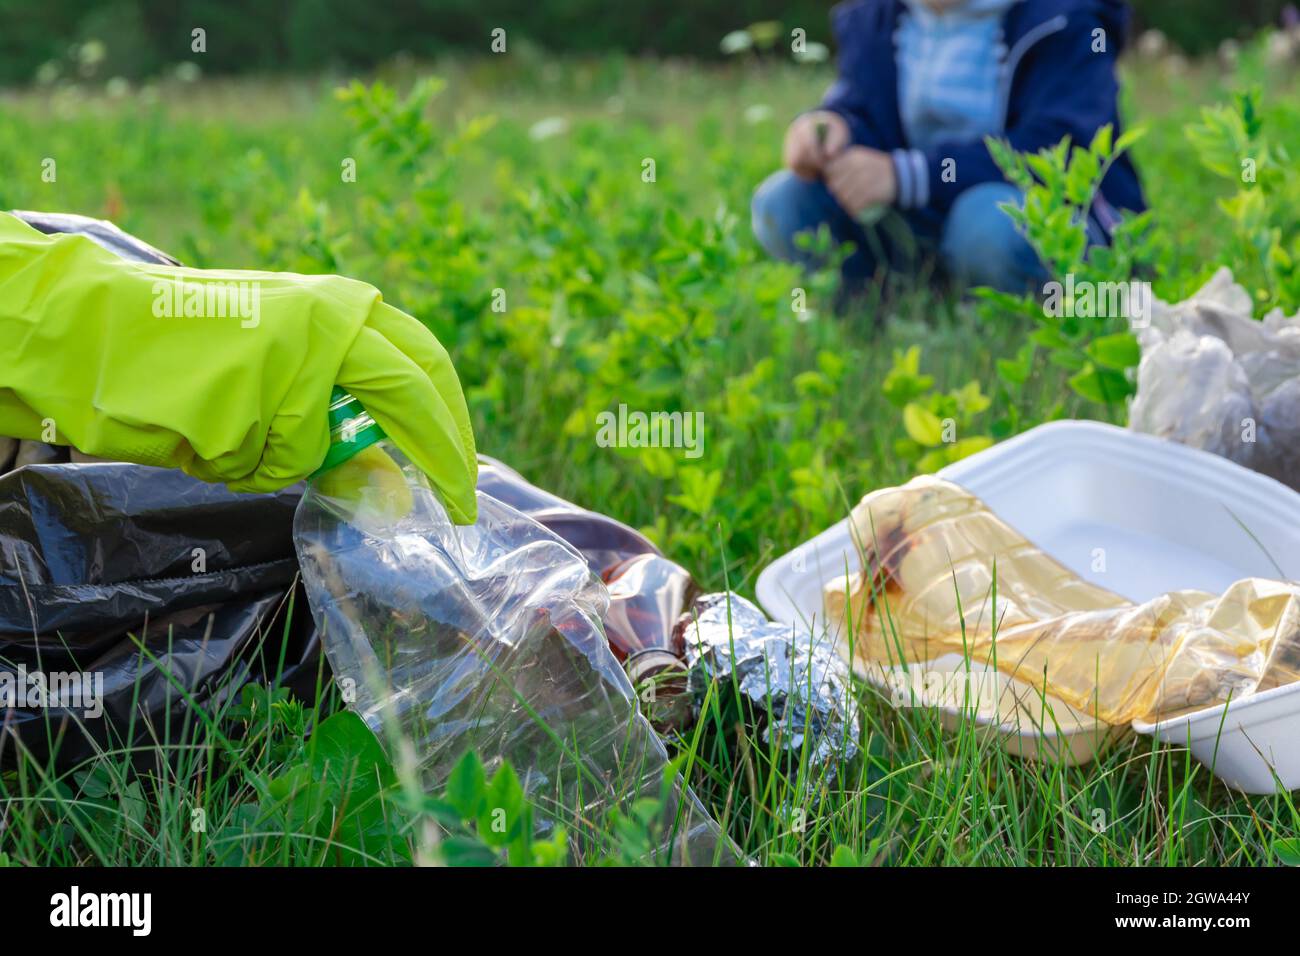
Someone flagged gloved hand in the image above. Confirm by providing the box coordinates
[0,211,478,523]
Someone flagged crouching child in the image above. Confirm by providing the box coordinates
[752,0,1145,298]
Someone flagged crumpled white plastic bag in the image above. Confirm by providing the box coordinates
[1129,268,1300,489]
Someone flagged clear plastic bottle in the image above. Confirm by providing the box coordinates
[292,388,734,864]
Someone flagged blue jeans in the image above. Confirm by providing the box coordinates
[751,170,1061,293]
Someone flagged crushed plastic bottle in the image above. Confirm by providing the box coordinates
[476,460,697,730]
[826,475,1300,726]
[293,388,736,864]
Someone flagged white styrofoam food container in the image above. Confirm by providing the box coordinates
[1132,682,1300,793]
[864,652,1125,766]
[756,421,1300,791]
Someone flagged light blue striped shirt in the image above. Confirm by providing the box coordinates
[892,0,1021,208]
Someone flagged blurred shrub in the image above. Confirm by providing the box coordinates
[0,0,1292,86]
[0,0,825,85]
[1131,0,1293,55]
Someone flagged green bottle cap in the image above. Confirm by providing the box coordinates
[312,386,386,477]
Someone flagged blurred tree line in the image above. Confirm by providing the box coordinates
[0,0,1291,85]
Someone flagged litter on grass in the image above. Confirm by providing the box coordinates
[2,210,850,846]
[825,475,1300,728]
[759,420,1300,787]
[1130,267,1300,491]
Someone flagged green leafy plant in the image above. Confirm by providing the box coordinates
[1275,836,1300,866]
[217,710,564,866]
[976,125,1159,434]
[413,751,568,866]
[1185,88,1300,313]
[600,759,692,866]
[218,710,411,866]
[882,345,992,471]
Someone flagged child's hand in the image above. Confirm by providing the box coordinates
[824,147,898,217]
[783,111,849,180]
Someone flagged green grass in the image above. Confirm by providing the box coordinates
[3,49,1300,866]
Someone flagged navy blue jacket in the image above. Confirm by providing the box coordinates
[821,0,1146,225]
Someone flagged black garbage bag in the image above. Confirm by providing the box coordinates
[0,462,322,768]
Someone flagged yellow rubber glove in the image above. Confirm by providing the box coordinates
[0,211,477,523]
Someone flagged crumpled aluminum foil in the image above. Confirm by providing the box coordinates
[676,592,859,768]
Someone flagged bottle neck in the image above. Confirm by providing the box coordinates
[312,386,386,477]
